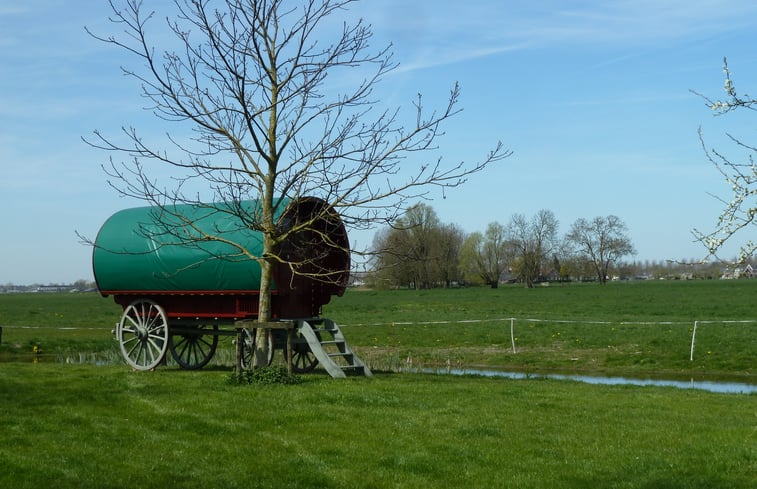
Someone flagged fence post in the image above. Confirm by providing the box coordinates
[510,318,517,353]
[689,320,698,361]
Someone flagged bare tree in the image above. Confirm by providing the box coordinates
[507,210,560,288]
[693,58,757,262]
[85,0,508,367]
[566,215,635,284]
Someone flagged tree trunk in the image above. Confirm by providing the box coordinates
[235,253,274,373]
[253,256,273,367]
[595,262,607,285]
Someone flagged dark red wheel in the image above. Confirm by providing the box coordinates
[168,324,219,370]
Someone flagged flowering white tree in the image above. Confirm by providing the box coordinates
[694,58,757,262]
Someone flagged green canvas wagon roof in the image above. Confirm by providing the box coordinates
[93,199,289,292]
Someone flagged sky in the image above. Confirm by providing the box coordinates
[2,0,757,285]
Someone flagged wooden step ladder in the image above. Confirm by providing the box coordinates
[297,318,372,378]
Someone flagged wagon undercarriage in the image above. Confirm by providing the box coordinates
[114,297,371,378]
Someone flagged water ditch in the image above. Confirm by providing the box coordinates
[3,351,755,394]
[425,367,757,394]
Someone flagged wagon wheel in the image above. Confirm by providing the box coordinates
[117,299,169,371]
[286,329,321,373]
[168,325,219,370]
[240,328,274,369]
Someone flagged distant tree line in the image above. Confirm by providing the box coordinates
[369,203,751,289]
[0,280,97,293]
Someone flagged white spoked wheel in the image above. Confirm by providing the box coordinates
[117,299,169,371]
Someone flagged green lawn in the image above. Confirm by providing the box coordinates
[0,282,755,488]
[327,279,757,324]
[324,280,757,377]
[0,364,754,489]
[1,280,755,377]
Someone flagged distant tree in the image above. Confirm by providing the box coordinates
[562,255,596,282]
[369,228,403,288]
[73,279,92,291]
[459,232,485,286]
[506,210,560,288]
[435,223,466,287]
[566,215,635,284]
[460,222,509,288]
[558,261,575,281]
[615,262,636,280]
[86,0,508,368]
[395,204,442,289]
[371,204,458,289]
[693,58,757,262]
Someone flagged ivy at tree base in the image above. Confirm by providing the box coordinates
[228,366,303,386]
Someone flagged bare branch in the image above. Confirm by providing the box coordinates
[85,0,508,338]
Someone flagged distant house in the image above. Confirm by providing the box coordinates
[720,264,755,279]
[36,285,75,293]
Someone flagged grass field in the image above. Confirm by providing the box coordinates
[0,364,755,489]
[1,280,756,377]
[326,280,757,377]
[0,281,755,488]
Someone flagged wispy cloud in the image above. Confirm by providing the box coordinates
[546,0,757,43]
[394,41,532,74]
[362,0,757,74]
[0,5,29,16]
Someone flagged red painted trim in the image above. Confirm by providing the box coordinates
[100,289,277,297]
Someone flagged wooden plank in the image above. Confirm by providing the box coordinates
[234,319,295,330]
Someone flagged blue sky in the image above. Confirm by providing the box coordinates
[2,0,757,284]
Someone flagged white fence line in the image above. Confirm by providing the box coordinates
[345,317,757,362]
[4,317,755,362]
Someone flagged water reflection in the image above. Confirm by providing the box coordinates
[430,368,757,394]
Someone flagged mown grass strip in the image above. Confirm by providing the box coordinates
[0,364,754,489]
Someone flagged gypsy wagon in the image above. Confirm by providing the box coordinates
[93,197,371,377]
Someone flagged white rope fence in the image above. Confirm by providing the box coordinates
[688,320,757,361]
[3,318,756,362]
[345,317,757,362]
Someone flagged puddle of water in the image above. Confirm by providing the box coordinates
[428,368,757,394]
